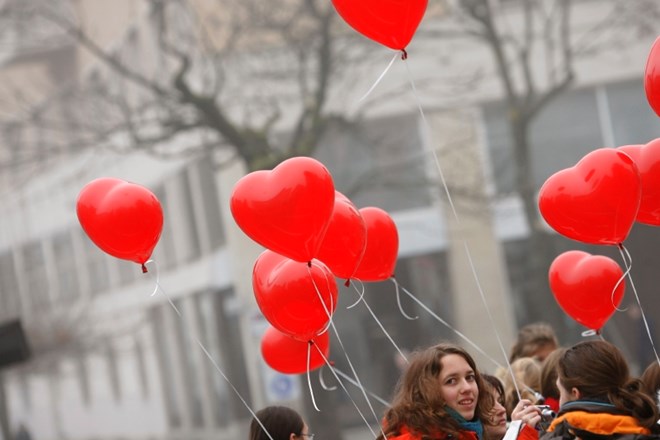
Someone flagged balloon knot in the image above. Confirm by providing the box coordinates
[401,49,408,60]
[344,279,350,287]
[307,261,312,268]
[141,264,148,273]
[308,340,314,345]
[329,361,335,367]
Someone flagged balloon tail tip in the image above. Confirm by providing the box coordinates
[141,264,148,273]
[401,49,408,60]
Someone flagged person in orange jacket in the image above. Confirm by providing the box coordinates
[375,342,495,440]
[540,340,659,440]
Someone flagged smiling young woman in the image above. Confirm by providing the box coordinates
[376,343,495,440]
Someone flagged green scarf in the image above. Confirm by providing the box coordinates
[445,406,484,440]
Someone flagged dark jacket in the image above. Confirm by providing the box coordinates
[540,400,654,440]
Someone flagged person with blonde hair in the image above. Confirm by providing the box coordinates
[499,357,543,417]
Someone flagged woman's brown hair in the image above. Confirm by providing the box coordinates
[249,406,304,440]
[557,340,658,429]
[640,361,660,404]
[540,347,565,401]
[376,343,494,440]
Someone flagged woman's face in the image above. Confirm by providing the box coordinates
[484,387,507,440]
[438,354,479,420]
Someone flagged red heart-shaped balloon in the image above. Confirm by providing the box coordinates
[316,192,367,280]
[261,326,330,374]
[618,139,660,226]
[549,250,624,331]
[252,250,338,341]
[230,157,335,263]
[538,148,641,245]
[77,178,163,266]
[331,0,428,51]
[352,207,399,282]
[644,36,660,118]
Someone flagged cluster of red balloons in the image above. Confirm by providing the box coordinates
[539,139,660,331]
[77,177,164,273]
[230,156,399,374]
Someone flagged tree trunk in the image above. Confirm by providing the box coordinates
[511,114,566,329]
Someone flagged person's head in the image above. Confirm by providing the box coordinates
[482,374,507,440]
[640,361,660,405]
[502,357,542,416]
[249,406,309,440]
[556,340,658,429]
[379,343,494,440]
[539,347,565,410]
[509,323,558,363]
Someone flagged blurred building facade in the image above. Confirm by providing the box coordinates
[0,1,658,440]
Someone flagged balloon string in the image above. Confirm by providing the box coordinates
[145,271,273,440]
[312,345,378,438]
[391,277,418,320]
[391,278,504,369]
[307,342,320,412]
[617,244,660,367]
[318,365,337,391]
[460,242,523,402]
[346,278,365,309]
[349,283,410,365]
[332,366,391,407]
[308,269,384,438]
[357,52,399,103]
[307,263,335,335]
[610,243,630,312]
[145,259,161,297]
[402,59,522,402]
[330,318,385,437]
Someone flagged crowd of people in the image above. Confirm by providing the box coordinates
[249,323,660,440]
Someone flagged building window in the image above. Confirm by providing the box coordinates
[134,336,150,400]
[116,259,138,286]
[80,230,110,295]
[151,185,176,270]
[174,298,204,427]
[316,114,431,211]
[483,87,602,194]
[76,354,92,405]
[192,157,225,251]
[53,230,80,303]
[151,306,183,428]
[22,241,49,311]
[105,340,121,402]
[197,291,230,427]
[0,252,21,317]
[168,169,201,265]
[605,79,660,145]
